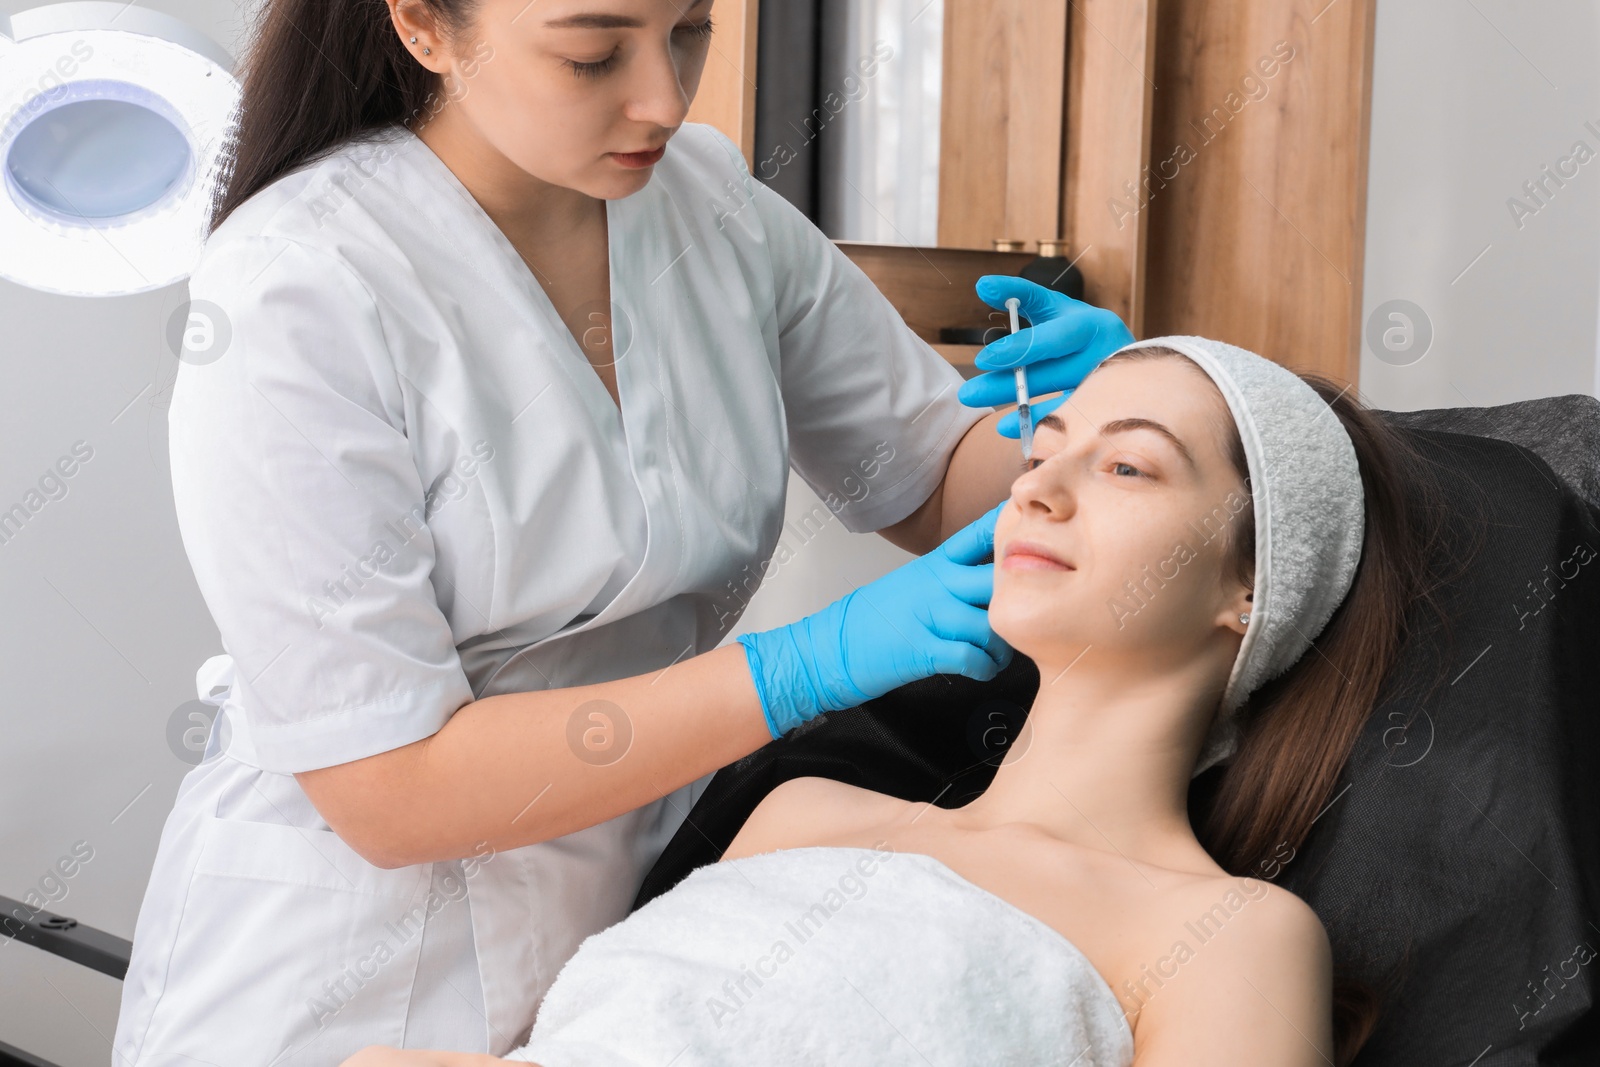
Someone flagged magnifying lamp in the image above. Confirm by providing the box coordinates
[0,2,237,296]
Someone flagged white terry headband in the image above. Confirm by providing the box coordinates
[1110,336,1366,778]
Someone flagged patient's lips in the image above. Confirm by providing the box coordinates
[1001,540,1072,572]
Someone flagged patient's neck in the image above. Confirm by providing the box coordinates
[948,651,1224,875]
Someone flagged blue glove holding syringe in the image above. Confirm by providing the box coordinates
[958,276,1136,444]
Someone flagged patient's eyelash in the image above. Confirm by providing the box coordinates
[566,53,618,78]
[1020,456,1147,477]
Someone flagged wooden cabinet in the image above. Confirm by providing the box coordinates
[1142,0,1378,384]
[686,0,760,166]
[936,0,1071,255]
[688,0,1376,385]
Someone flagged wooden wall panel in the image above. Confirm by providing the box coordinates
[686,0,760,165]
[1142,0,1377,384]
[1061,0,1159,334]
[937,0,1070,251]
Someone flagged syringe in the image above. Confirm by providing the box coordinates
[1006,297,1033,464]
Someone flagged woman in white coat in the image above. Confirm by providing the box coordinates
[112,0,1132,1063]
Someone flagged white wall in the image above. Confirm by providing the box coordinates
[1359,0,1600,410]
[0,7,254,1066]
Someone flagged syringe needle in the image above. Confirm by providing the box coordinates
[1006,298,1033,463]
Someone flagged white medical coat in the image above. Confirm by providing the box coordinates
[112,121,987,1065]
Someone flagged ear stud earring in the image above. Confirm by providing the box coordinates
[409,35,430,54]
[1239,612,1251,626]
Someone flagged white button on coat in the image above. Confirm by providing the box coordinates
[113,122,987,1065]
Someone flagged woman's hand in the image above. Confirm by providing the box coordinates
[737,503,1012,737]
[956,275,1135,437]
[340,1046,519,1067]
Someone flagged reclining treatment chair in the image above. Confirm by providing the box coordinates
[5,397,1598,1067]
[634,395,1600,1067]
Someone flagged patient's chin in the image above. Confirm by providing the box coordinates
[989,596,1083,664]
[992,583,1162,669]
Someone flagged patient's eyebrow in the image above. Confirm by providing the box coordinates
[1034,411,1196,472]
[545,12,643,27]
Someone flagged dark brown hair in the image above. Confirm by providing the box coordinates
[205,0,479,236]
[1103,346,1447,1065]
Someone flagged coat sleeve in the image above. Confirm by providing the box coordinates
[698,126,993,536]
[168,234,475,774]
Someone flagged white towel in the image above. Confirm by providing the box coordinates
[506,845,1134,1067]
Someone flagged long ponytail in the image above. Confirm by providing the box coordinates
[206,0,480,235]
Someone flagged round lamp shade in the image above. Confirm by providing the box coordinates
[0,3,238,296]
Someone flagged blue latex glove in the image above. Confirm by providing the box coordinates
[956,276,1136,437]
[737,503,1012,738]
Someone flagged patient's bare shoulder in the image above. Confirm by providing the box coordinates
[1131,877,1334,1066]
[720,777,907,862]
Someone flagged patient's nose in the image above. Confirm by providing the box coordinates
[1007,457,1078,521]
